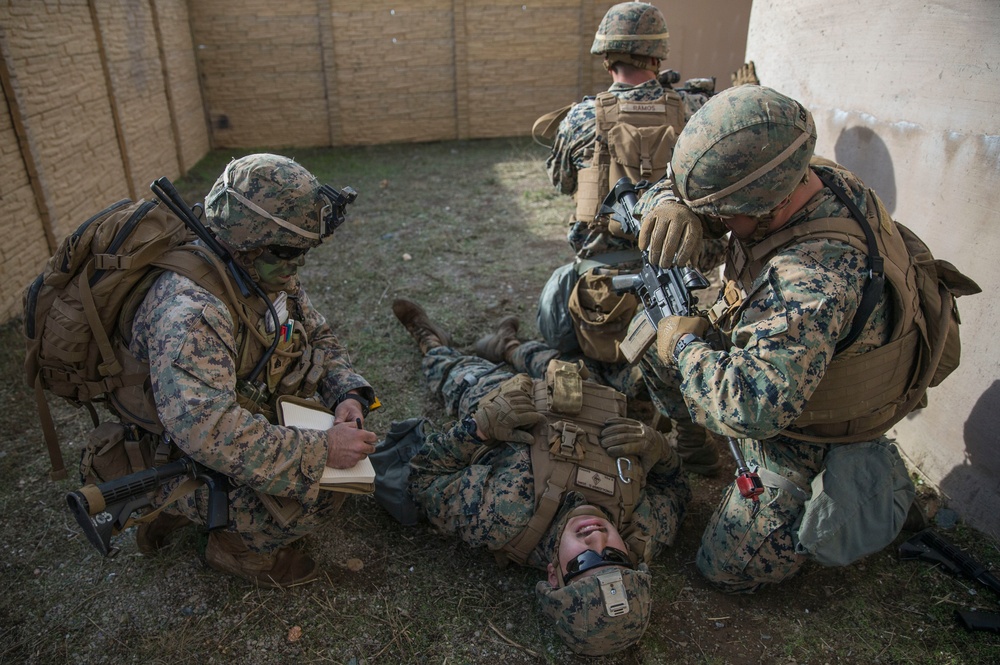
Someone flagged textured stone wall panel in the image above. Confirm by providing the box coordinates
[153,0,209,172]
[329,1,457,145]
[0,75,49,321]
[1,0,127,243]
[93,0,179,196]
[190,2,330,148]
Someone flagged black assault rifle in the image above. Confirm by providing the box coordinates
[603,177,711,365]
[67,457,229,557]
[899,528,1000,633]
[604,177,764,502]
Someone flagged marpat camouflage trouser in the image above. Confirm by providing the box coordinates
[421,347,515,417]
[169,483,346,554]
[695,436,826,592]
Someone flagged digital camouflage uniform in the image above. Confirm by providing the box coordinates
[128,154,372,558]
[524,77,727,420]
[409,346,690,572]
[639,88,911,592]
[131,271,370,553]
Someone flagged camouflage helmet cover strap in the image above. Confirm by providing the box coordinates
[681,123,813,209]
[214,161,322,241]
[591,2,670,61]
[671,86,818,217]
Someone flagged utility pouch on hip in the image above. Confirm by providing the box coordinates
[568,269,639,364]
[793,441,915,566]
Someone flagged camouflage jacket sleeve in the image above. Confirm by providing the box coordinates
[292,284,374,408]
[625,446,692,559]
[546,100,596,195]
[677,238,884,439]
[633,177,681,219]
[409,422,535,553]
[137,274,328,505]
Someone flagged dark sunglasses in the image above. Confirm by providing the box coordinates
[563,547,633,584]
[262,245,309,261]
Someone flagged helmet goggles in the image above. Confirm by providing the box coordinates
[564,547,634,584]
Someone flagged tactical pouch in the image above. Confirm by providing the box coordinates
[793,441,915,566]
[575,164,609,225]
[568,268,639,363]
[606,123,676,185]
[79,422,154,485]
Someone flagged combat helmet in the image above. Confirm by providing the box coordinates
[534,505,652,655]
[670,85,817,218]
[535,565,652,655]
[591,2,670,72]
[205,153,356,252]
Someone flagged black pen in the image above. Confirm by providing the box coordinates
[356,417,363,430]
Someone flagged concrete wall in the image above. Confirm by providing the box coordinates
[744,0,1000,541]
[0,0,208,322]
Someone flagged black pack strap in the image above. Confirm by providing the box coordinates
[814,169,886,353]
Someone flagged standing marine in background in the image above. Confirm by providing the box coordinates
[481,2,745,475]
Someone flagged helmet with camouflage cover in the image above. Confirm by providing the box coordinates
[205,153,356,252]
[535,565,652,655]
[671,85,816,218]
[591,2,670,72]
[533,505,652,655]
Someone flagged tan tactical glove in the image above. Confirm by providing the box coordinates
[472,375,545,445]
[656,315,709,364]
[731,61,759,87]
[599,416,671,471]
[638,201,704,267]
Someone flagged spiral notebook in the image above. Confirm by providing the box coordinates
[277,397,375,494]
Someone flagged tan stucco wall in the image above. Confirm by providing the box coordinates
[744,0,1000,540]
[0,0,207,322]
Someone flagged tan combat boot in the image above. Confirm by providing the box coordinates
[474,315,521,363]
[136,512,193,554]
[392,298,454,354]
[205,531,320,588]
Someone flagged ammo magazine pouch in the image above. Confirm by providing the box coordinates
[498,360,645,566]
[574,90,685,225]
[538,251,641,357]
[722,167,980,443]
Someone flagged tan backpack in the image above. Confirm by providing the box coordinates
[723,168,981,442]
[23,198,236,479]
[574,90,685,225]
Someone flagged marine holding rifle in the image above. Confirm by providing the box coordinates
[116,154,376,586]
[631,84,978,592]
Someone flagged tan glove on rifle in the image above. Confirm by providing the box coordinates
[639,200,703,267]
[656,315,709,365]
